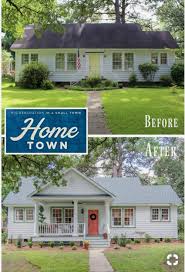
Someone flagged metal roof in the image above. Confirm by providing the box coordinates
[11,23,178,50]
[3,175,181,206]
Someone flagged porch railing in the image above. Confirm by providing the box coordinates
[38,223,85,236]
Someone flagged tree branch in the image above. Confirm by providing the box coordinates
[6,0,23,15]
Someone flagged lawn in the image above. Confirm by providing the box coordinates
[2,80,87,130]
[102,88,184,134]
[2,250,89,272]
[105,243,184,272]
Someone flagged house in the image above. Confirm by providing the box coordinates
[11,23,178,83]
[3,168,181,247]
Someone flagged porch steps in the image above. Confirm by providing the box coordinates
[88,238,110,248]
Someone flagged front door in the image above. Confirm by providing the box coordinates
[88,54,100,77]
[88,210,98,235]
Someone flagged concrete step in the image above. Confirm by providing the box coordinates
[89,239,110,248]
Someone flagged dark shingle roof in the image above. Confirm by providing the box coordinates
[11,23,178,50]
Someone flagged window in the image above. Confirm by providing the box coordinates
[67,53,76,70]
[161,208,169,221]
[22,54,29,65]
[112,208,122,226]
[52,208,62,223]
[124,53,134,71]
[160,53,167,64]
[31,54,38,63]
[151,208,160,221]
[151,53,158,64]
[112,53,122,70]
[64,208,74,223]
[56,53,65,70]
[124,208,134,226]
[15,208,24,222]
[25,208,34,221]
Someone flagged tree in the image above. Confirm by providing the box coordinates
[64,0,145,24]
[2,0,65,37]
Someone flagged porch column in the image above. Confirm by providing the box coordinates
[105,200,110,230]
[73,200,78,236]
[34,202,39,236]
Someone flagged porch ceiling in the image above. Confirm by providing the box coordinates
[32,194,112,202]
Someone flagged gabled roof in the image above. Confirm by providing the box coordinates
[95,178,182,205]
[3,170,181,206]
[11,23,178,50]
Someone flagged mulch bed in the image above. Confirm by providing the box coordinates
[3,244,88,252]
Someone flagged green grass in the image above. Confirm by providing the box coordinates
[2,250,89,272]
[105,243,184,272]
[102,88,184,134]
[2,80,87,129]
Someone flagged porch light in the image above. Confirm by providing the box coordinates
[104,54,106,58]
[81,209,84,214]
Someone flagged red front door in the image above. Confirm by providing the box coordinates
[88,210,98,235]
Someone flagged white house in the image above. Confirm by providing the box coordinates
[3,168,181,247]
[10,23,178,83]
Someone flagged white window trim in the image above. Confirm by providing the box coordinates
[67,53,77,71]
[64,208,74,223]
[160,53,168,65]
[51,207,63,223]
[123,207,135,227]
[21,53,39,65]
[14,208,25,223]
[112,52,123,71]
[55,53,65,71]
[151,207,160,222]
[111,208,123,227]
[151,53,159,65]
[124,52,134,72]
[161,207,170,222]
[25,208,34,222]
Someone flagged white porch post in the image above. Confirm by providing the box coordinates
[73,200,78,236]
[34,202,39,236]
[105,200,110,230]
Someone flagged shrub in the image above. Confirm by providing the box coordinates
[19,62,49,89]
[164,238,171,243]
[160,75,173,86]
[170,84,178,94]
[178,218,184,233]
[139,63,159,81]
[28,240,32,248]
[154,239,160,243]
[60,246,64,250]
[16,238,22,248]
[39,242,44,248]
[2,232,8,244]
[126,239,131,244]
[104,79,113,87]
[171,63,184,85]
[178,232,184,241]
[85,77,102,87]
[118,235,127,247]
[41,79,54,90]
[144,234,151,243]
[72,246,77,250]
[112,236,119,244]
[59,242,64,246]
[49,241,55,248]
[129,73,137,86]
[69,241,75,247]
[134,239,141,244]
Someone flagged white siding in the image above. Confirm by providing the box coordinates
[38,171,106,196]
[7,207,34,239]
[14,49,175,82]
[110,205,178,239]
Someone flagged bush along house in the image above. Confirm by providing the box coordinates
[3,168,181,248]
[10,23,178,83]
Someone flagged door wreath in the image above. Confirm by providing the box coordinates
[90,214,96,220]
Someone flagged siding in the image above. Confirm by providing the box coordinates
[14,49,175,82]
[110,205,178,239]
[7,207,34,239]
[38,171,106,196]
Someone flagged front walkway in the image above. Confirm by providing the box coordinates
[87,91,111,135]
[89,249,113,272]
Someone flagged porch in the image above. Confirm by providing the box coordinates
[32,198,111,242]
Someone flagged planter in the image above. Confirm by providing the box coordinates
[103,233,108,239]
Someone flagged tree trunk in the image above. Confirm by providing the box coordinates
[115,0,121,23]
[121,0,126,23]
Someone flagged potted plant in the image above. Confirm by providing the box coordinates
[83,240,89,250]
[103,233,108,239]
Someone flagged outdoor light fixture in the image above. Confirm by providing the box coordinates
[81,209,84,214]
